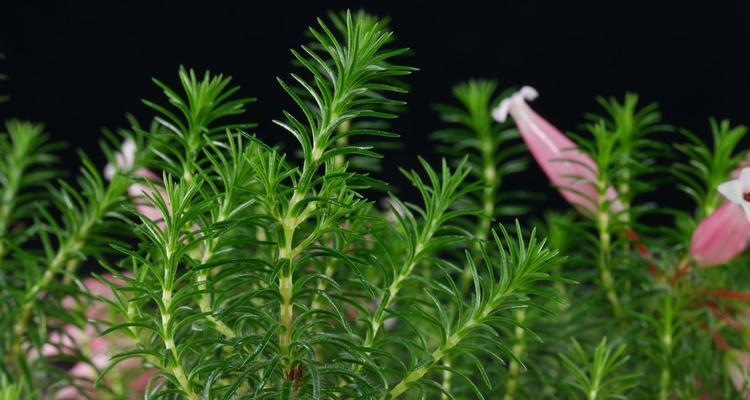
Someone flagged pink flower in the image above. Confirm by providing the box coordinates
[50,275,154,399]
[690,167,750,267]
[493,86,621,215]
[726,349,750,399]
[690,202,750,267]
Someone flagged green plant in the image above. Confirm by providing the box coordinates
[2,8,750,400]
[0,10,563,400]
[558,338,636,400]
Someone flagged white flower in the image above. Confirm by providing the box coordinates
[103,139,137,180]
[718,167,750,220]
[492,86,538,123]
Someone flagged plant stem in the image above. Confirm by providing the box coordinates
[658,368,670,400]
[275,104,348,392]
[451,132,497,397]
[159,222,202,399]
[178,138,240,339]
[659,291,674,400]
[0,125,41,262]
[365,235,429,348]
[8,220,93,368]
[0,162,20,261]
[196,270,236,338]
[383,322,470,400]
[161,287,201,400]
[503,309,527,400]
[597,200,622,319]
[310,121,351,314]
[279,261,294,358]
[477,144,497,241]
[332,121,351,171]
[383,278,519,400]
[194,208,237,339]
[459,138,496,293]
[276,185,316,374]
[310,260,336,312]
[440,360,452,400]
[8,169,128,367]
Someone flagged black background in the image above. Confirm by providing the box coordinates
[2,1,749,211]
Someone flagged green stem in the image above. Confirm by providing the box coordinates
[0,125,37,262]
[659,292,674,400]
[383,278,519,400]
[0,166,20,260]
[178,137,239,339]
[503,309,527,400]
[310,254,336,314]
[440,360,452,400]
[161,287,201,400]
[382,325,467,400]
[451,133,498,397]
[7,166,128,366]
[597,200,622,319]
[160,227,201,399]
[196,271,236,338]
[275,105,349,395]
[459,128,496,293]
[310,120,351,315]
[279,264,294,359]
[658,369,670,400]
[8,219,95,368]
[194,208,237,339]
[332,120,351,171]
[364,233,431,349]
[276,184,318,376]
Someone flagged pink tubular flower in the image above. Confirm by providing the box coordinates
[726,349,750,399]
[493,86,621,216]
[690,167,750,267]
[690,202,750,267]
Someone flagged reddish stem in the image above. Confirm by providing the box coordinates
[692,320,730,351]
[624,228,661,278]
[704,301,743,331]
[703,289,750,302]
[671,258,692,285]
[285,364,304,392]
[710,331,730,352]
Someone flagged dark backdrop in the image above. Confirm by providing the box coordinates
[2,1,749,211]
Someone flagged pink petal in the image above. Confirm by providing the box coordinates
[691,202,750,267]
[135,167,160,182]
[41,330,75,357]
[128,182,169,226]
[54,386,87,400]
[87,337,109,355]
[82,277,115,298]
[130,368,159,392]
[726,349,750,399]
[68,361,96,380]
